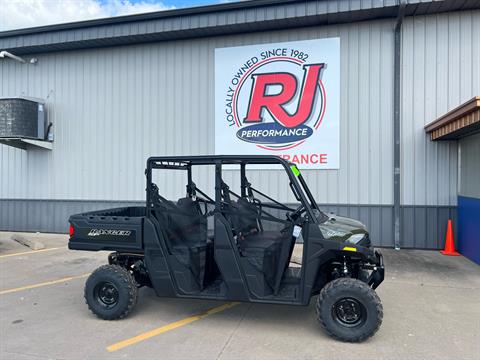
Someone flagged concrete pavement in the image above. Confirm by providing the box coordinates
[0,232,479,359]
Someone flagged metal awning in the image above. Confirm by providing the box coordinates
[425,97,480,141]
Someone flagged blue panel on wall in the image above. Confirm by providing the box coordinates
[458,196,480,265]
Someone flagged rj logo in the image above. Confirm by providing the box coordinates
[243,63,325,128]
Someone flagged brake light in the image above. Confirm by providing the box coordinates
[69,224,75,237]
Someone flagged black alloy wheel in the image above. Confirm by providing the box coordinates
[94,281,119,309]
[332,297,366,327]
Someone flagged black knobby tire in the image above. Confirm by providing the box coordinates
[84,264,138,320]
[316,278,383,342]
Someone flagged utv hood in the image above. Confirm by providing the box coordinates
[318,214,370,247]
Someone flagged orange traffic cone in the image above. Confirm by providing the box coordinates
[440,219,460,256]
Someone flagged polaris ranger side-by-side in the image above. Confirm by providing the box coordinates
[68,156,385,342]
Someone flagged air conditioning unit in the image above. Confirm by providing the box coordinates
[0,97,51,150]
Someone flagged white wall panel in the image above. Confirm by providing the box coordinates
[401,10,480,206]
[0,62,29,198]
[5,10,477,206]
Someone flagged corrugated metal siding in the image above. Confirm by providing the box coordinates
[0,199,456,249]
[0,199,144,233]
[401,205,457,249]
[0,145,27,198]
[0,18,395,205]
[400,10,480,206]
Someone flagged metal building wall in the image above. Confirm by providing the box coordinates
[399,10,479,248]
[401,10,480,206]
[0,19,395,204]
[2,10,478,247]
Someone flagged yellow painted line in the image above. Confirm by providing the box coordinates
[0,273,90,295]
[0,247,62,259]
[107,302,240,352]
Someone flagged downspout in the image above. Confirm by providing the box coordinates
[394,0,406,250]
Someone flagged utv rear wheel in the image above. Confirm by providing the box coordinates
[85,265,138,320]
[316,278,383,342]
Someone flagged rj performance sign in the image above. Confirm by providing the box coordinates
[215,38,340,169]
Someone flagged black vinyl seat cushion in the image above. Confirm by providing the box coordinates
[238,231,284,249]
[170,243,208,288]
[238,231,292,289]
[239,236,280,289]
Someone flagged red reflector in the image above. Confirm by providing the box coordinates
[69,224,74,237]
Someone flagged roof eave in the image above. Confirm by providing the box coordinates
[425,97,480,141]
[0,0,296,38]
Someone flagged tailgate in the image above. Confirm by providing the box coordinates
[68,207,145,252]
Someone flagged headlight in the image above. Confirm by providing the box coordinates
[346,233,366,244]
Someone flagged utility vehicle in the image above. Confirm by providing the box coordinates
[69,155,384,342]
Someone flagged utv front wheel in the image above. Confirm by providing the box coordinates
[85,265,138,320]
[316,278,383,342]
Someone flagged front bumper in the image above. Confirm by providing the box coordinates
[364,250,385,289]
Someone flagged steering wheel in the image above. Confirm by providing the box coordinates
[286,204,306,223]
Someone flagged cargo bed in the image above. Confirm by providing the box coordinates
[68,206,145,252]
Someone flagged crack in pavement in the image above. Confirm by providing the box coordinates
[2,350,62,360]
[216,303,251,360]
[384,280,480,290]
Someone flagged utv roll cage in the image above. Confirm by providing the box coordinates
[145,155,324,224]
